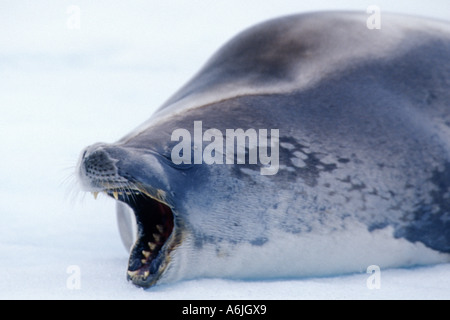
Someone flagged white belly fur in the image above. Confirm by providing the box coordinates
[162,222,450,283]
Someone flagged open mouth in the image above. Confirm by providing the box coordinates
[94,186,175,287]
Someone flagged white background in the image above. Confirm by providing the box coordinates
[0,0,449,299]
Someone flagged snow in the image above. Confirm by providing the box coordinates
[1,0,449,300]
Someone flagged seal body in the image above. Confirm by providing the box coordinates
[77,12,450,288]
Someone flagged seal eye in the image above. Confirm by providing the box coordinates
[106,190,174,286]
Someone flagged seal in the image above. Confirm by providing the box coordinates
[77,11,450,288]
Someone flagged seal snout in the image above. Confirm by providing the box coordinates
[77,143,128,192]
[77,142,178,288]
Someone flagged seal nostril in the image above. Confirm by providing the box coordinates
[79,144,131,191]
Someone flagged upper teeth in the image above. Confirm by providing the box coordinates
[89,187,171,208]
[90,190,141,200]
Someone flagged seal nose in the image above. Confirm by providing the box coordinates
[77,143,120,190]
[83,145,117,174]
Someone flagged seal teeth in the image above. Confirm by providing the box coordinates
[156,225,164,233]
[92,192,99,200]
[142,250,150,258]
[153,233,161,243]
[113,191,119,200]
[148,242,156,251]
[127,270,138,277]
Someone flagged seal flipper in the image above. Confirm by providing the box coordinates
[116,201,137,252]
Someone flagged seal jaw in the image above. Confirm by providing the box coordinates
[99,188,177,288]
[120,192,175,288]
[78,144,179,288]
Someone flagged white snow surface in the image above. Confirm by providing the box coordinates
[1,0,450,300]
